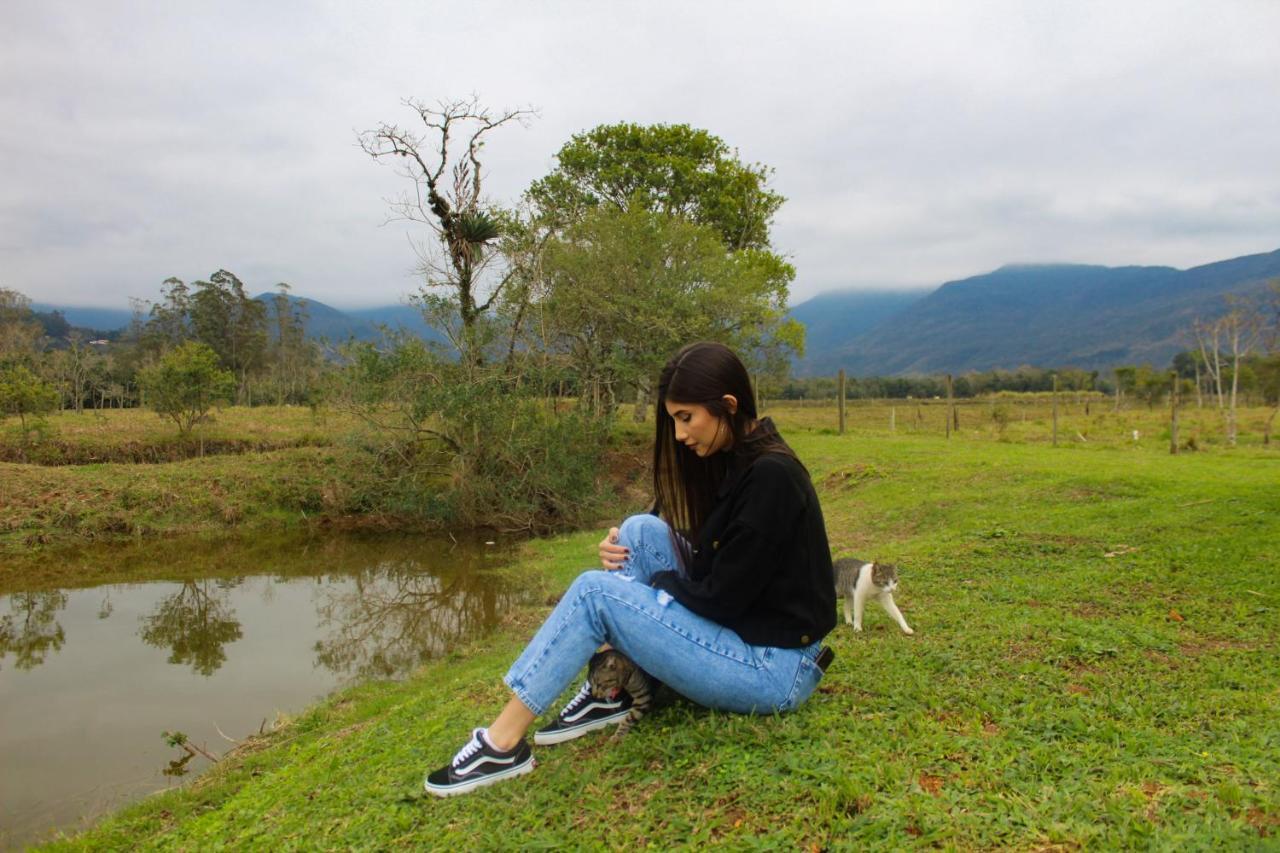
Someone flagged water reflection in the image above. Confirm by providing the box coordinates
[0,530,531,850]
[138,579,244,676]
[0,590,68,671]
[313,561,509,679]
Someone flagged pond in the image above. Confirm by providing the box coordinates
[0,531,529,849]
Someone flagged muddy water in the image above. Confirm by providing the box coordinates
[0,531,530,849]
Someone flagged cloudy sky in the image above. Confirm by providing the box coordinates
[3,0,1278,310]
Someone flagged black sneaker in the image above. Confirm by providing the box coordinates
[533,681,633,745]
[424,728,535,797]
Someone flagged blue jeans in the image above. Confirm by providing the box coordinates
[504,513,826,716]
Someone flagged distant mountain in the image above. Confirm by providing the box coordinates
[31,304,136,333]
[792,247,1280,375]
[30,293,446,345]
[265,296,449,345]
[787,289,928,376]
[254,293,382,342]
[346,303,443,340]
[31,245,1280,375]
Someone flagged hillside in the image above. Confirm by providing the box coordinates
[787,289,927,376]
[794,247,1280,375]
[32,246,1280,376]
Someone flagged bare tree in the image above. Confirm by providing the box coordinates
[1193,318,1226,412]
[358,97,537,368]
[1194,299,1262,447]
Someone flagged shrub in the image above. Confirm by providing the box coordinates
[333,338,612,532]
[138,343,236,436]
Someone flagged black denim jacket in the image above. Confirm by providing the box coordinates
[651,450,836,648]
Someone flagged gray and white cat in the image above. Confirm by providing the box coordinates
[833,557,914,635]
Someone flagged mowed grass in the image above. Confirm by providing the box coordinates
[43,422,1280,850]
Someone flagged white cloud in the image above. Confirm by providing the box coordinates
[2,0,1278,308]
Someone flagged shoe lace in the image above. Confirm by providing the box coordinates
[451,730,484,767]
[558,681,593,716]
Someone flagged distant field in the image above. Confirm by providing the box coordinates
[0,406,357,464]
[758,395,1277,451]
[2,397,1274,556]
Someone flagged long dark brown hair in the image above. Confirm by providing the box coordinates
[652,342,800,569]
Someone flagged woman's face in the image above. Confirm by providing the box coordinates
[665,397,736,456]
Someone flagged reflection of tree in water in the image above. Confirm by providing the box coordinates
[138,579,243,676]
[314,561,524,679]
[0,591,69,671]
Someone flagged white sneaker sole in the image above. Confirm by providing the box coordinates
[423,758,536,797]
[532,709,631,745]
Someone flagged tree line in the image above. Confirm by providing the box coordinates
[0,274,321,437]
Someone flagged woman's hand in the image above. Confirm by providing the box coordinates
[598,527,630,570]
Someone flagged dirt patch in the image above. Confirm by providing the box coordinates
[1062,662,1101,678]
[1005,640,1046,661]
[1246,807,1280,837]
[821,463,888,492]
[599,444,651,507]
[1177,639,1258,657]
[329,720,371,741]
[917,773,944,796]
[1139,782,1167,822]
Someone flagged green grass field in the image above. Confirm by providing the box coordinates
[40,416,1280,849]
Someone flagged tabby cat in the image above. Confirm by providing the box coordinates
[833,557,914,635]
[586,649,653,738]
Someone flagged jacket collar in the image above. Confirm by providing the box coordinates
[713,417,780,498]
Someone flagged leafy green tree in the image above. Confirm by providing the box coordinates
[137,342,235,435]
[526,123,799,413]
[266,283,319,405]
[189,270,267,403]
[528,123,784,250]
[0,288,43,362]
[142,277,194,355]
[537,205,797,417]
[0,364,59,430]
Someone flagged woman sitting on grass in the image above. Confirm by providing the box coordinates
[426,341,837,796]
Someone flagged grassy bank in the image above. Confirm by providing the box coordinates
[42,426,1280,849]
[0,405,648,557]
[0,445,400,555]
[0,406,352,464]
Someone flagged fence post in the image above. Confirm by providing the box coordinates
[945,374,953,438]
[1169,371,1179,455]
[1052,374,1059,447]
[838,370,846,434]
[890,406,896,433]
